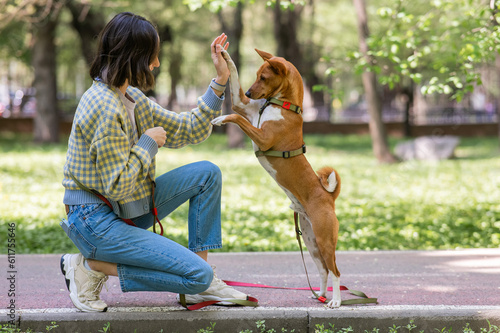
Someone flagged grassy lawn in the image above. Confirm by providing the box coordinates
[0,131,499,254]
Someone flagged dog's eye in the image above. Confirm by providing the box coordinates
[260,75,266,81]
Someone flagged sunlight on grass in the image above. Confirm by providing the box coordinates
[0,132,499,253]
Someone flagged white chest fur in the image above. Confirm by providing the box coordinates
[251,105,284,129]
[250,104,305,214]
[251,105,284,152]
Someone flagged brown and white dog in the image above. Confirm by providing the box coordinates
[212,49,342,308]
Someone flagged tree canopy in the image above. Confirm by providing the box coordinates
[0,0,498,147]
[347,0,500,102]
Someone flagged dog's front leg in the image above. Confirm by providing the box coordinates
[212,113,278,151]
[220,50,257,119]
[328,275,342,308]
[214,50,280,150]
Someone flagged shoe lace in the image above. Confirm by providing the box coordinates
[210,266,230,289]
[87,273,109,300]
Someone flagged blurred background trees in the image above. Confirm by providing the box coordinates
[0,0,498,162]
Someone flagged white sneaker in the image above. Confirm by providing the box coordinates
[60,254,108,312]
[178,265,248,305]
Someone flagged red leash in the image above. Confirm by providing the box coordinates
[180,213,377,310]
[223,280,336,291]
[86,186,164,236]
[291,212,378,305]
[223,280,377,305]
[179,294,259,311]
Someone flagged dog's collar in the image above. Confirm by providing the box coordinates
[259,97,302,115]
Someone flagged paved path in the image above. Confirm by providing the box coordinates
[1,249,500,332]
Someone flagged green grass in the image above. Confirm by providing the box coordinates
[2,319,499,333]
[0,132,499,254]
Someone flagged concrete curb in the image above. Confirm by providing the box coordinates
[9,306,500,333]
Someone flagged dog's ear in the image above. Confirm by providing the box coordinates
[266,58,288,76]
[255,49,274,61]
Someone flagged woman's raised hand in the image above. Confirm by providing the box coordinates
[211,33,230,87]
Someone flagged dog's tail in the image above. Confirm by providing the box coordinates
[317,166,341,200]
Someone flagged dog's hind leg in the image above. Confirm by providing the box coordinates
[298,214,329,299]
[305,208,342,308]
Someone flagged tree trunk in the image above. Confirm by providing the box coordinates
[491,0,500,149]
[32,10,60,143]
[273,0,327,119]
[145,25,172,98]
[496,56,500,149]
[219,2,245,148]
[353,0,397,163]
[166,44,182,110]
[402,82,414,138]
[273,0,302,66]
[66,0,105,67]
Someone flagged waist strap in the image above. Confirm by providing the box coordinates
[255,145,306,159]
[67,171,163,235]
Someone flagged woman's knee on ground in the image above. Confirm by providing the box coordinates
[184,261,213,294]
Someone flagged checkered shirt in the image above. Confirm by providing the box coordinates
[62,80,223,218]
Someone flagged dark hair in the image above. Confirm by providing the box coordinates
[89,12,160,91]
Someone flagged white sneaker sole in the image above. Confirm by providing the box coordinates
[60,254,107,313]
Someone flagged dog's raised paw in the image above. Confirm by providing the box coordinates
[211,115,227,126]
[221,49,231,61]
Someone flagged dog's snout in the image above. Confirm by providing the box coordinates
[245,91,251,98]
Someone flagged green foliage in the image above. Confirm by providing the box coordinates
[1,319,499,333]
[182,0,304,12]
[98,322,111,333]
[314,323,353,333]
[0,20,30,63]
[197,322,216,333]
[239,320,295,333]
[346,0,500,101]
[0,320,57,332]
[45,322,59,332]
[313,320,500,333]
[0,132,499,254]
[183,0,245,12]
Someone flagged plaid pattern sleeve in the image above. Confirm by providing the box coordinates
[129,86,223,149]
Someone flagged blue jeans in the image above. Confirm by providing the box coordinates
[60,161,222,294]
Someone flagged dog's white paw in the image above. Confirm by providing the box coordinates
[211,115,228,126]
[326,298,341,309]
[220,49,237,71]
[221,49,231,61]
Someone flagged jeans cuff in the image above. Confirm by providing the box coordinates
[117,263,129,292]
[189,244,222,253]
